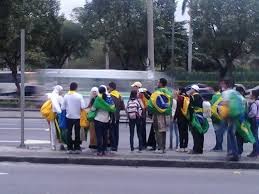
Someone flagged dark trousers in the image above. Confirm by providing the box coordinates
[129,118,143,151]
[140,117,147,148]
[236,132,244,155]
[67,118,81,151]
[111,120,120,151]
[94,120,109,154]
[191,128,204,153]
[250,118,259,154]
[147,124,156,149]
[178,118,189,149]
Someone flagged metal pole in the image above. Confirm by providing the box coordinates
[20,29,25,148]
[105,44,110,69]
[171,0,175,71]
[147,0,155,71]
[187,0,193,73]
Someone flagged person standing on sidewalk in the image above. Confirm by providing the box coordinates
[126,90,143,152]
[92,86,115,156]
[87,87,99,150]
[188,85,206,154]
[247,90,259,157]
[62,82,86,154]
[210,85,227,152]
[47,85,64,151]
[149,78,172,154]
[108,82,125,152]
[175,88,189,152]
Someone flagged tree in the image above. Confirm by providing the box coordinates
[43,20,90,68]
[192,0,259,78]
[0,0,60,93]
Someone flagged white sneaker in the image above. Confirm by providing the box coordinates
[176,148,184,152]
[51,146,56,151]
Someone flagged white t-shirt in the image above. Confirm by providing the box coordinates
[62,92,86,119]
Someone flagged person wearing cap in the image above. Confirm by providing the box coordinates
[187,84,205,154]
[47,85,64,151]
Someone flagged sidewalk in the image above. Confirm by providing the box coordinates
[0,145,259,169]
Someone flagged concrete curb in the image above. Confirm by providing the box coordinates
[0,155,258,169]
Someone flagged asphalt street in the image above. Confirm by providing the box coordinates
[0,118,253,152]
[0,163,258,194]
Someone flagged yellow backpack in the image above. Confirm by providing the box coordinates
[40,100,55,121]
[80,109,90,128]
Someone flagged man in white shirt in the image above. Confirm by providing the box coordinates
[62,82,86,154]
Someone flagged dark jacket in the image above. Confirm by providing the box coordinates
[110,91,125,122]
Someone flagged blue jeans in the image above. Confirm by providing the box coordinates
[213,122,227,150]
[251,119,259,154]
[169,120,179,149]
[227,119,239,157]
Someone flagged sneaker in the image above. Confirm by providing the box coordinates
[137,150,142,153]
[67,150,73,154]
[51,146,56,151]
[59,144,66,151]
[228,155,240,161]
[183,148,188,152]
[97,152,102,156]
[176,148,184,152]
[74,150,82,154]
[247,152,257,158]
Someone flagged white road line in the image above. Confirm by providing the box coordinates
[0,173,8,175]
[0,140,50,144]
[0,128,48,131]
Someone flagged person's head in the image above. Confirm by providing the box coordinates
[131,81,142,91]
[212,85,220,93]
[70,82,78,91]
[99,86,107,100]
[130,90,138,100]
[187,84,199,96]
[53,85,63,95]
[251,90,258,100]
[158,78,167,88]
[90,87,99,98]
[235,86,246,97]
[220,78,234,91]
[108,82,116,93]
[178,87,186,95]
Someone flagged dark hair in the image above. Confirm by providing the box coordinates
[99,86,107,100]
[70,82,78,91]
[109,82,116,90]
[235,86,246,96]
[179,87,186,95]
[252,90,258,98]
[213,85,220,92]
[159,78,167,87]
[130,90,138,100]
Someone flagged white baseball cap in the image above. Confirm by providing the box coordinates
[191,84,200,91]
[131,81,142,88]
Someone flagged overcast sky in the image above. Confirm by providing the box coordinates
[60,0,188,21]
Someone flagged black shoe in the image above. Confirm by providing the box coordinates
[111,148,118,152]
[188,150,200,155]
[228,155,240,161]
[211,147,223,152]
[247,152,258,158]
[59,144,66,151]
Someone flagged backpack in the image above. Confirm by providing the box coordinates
[40,100,55,121]
[127,99,141,120]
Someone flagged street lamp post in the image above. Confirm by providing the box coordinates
[187,0,193,73]
[147,0,155,71]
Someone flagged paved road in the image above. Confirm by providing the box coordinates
[0,163,258,194]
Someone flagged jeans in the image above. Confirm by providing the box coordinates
[111,120,120,151]
[250,118,259,154]
[169,120,179,149]
[213,122,227,150]
[129,118,143,151]
[191,127,204,153]
[94,120,109,154]
[140,117,147,148]
[177,117,188,149]
[67,118,81,151]
[227,119,239,157]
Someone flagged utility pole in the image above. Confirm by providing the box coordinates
[19,0,26,148]
[171,0,176,71]
[187,0,193,73]
[147,0,155,71]
[105,44,110,69]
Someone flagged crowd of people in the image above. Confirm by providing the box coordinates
[42,78,259,161]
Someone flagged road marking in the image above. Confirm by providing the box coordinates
[0,140,50,144]
[0,173,8,175]
[0,128,48,131]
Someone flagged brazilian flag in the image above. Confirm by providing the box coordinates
[236,119,256,144]
[148,88,173,115]
[191,113,209,134]
[93,95,116,113]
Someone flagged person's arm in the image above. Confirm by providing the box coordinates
[61,96,66,111]
[248,103,257,118]
[80,95,86,109]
